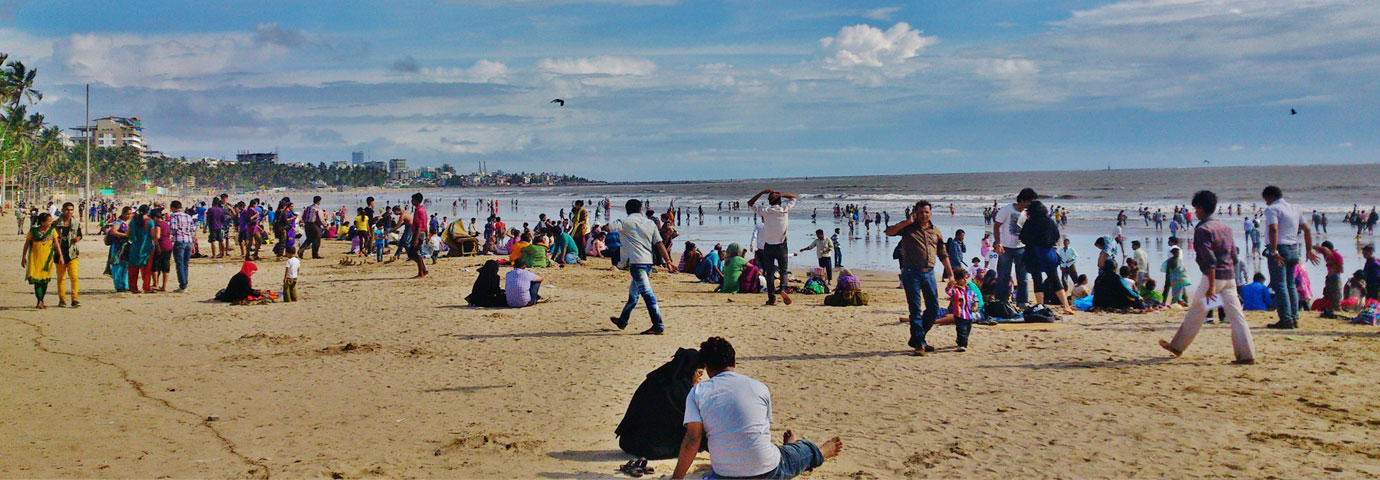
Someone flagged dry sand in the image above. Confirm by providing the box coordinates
[3,230,1379,479]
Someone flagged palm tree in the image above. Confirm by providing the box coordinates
[1,58,42,107]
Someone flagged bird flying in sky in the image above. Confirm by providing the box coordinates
[1290,108,1297,115]
[551,99,565,106]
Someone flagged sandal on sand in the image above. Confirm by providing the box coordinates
[618,459,644,478]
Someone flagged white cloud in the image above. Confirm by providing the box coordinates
[422,60,510,83]
[819,22,936,70]
[1224,145,1245,151]
[537,56,656,76]
[863,7,901,21]
[1338,141,1353,148]
[978,59,1038,78]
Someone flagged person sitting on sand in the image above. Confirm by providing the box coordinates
[216,261,268,304]
[616,348,707,460]
[551,230,583,266]
[587,230,607,259]
[719,243,748,293]
[672,337,842,480]
[508,232,531,264]
[679,241,703,274]
[696,245,723,284]
[1092,259,1145,312]
[504,258,544,308]
[823,269,869,306]
[1069,274,1091,301]
[465,260,507,308]
[1139,278,1165,308]
[1240,273,1273,311]
[739,258,764,294]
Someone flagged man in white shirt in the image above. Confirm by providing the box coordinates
[748,189,797,306]
[992,188,1036,304]
[1130,240,1150,289]
[609,199,673,335]
[672,337,842,479]
[1059,238,1078,289]
[1261,185,1318,330]
[798,229,834,284]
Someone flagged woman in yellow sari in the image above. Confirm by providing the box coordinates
[21,213,58,308]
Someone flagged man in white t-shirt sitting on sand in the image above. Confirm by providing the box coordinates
[672,337,842,479]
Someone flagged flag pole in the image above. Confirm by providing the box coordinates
[84,84,91,227]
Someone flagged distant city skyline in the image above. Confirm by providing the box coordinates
[5,0,1377,181]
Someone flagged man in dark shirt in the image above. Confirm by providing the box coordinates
[886,200,953,356]
[1161,190,1256,365]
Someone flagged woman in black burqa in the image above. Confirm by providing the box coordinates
[615,348,707,459]
[465,260,508,307]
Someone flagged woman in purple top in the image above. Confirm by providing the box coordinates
[241,199,262,261]
[1161,190,1256,364]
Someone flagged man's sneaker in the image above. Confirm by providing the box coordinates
[609,317,628,330]
[1266,321,1293,329]
[639,327,664,335]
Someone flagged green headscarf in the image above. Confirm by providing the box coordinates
[726,243,742,256]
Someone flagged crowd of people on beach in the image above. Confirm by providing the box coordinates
[12,179,1380,479]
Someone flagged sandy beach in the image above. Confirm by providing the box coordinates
[3,230,1380,479]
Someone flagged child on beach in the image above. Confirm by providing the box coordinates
[934,270,980,348]
[283,245,300,302]
[1139,278,1165,308]
[1070,275,1090,301]
[424,232,442,264]
[372,225,386,263]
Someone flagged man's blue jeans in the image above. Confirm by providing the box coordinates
[618,264,664,330]
[705,439,824,479]
[997,247,1028,304]
[1268,244,1301,326]
[172,241,192,290]
[901,267,940,349]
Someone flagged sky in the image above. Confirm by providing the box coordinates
[3,0,1377,181]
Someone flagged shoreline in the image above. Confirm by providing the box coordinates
[3,228,1380,478]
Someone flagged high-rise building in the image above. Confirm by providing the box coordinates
[70,116,147,152]
[388,158,407,172]
[351,151,365,164]
[236,151,278,163]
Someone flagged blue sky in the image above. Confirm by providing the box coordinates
[3,0,1376,181]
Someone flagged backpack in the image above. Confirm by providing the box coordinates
[984,299,1022,319]
[1023,304,1060,323]
[1354,303,1379,326]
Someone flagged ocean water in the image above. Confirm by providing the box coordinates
[307,163,1379,290]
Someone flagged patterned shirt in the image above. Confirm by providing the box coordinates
[1193,218,1237,281]
[169,211,196,243]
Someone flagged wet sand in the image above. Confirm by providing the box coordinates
[2,231,1379,478]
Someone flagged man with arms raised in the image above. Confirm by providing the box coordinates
[673,337,842,479]
[747,189,798,306]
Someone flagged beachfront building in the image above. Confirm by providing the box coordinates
[362,160,387,170]
[69,116,147,153]
[351,151,365,164]
[236,151,278,164]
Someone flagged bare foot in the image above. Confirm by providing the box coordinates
[783,429,797,444]
[819,436,843,458]
[1061,308,1076,316]
[1158,339,1182,357]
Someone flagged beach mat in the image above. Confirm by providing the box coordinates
[977,323,1075,331]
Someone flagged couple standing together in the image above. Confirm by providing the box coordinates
[891,189,1075,357]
